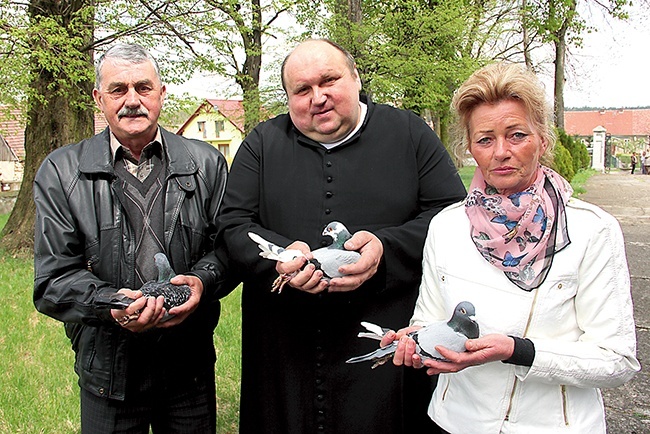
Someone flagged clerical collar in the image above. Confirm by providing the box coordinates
[320,102,368,150]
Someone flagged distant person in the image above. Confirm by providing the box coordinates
[216,38,467,433]
[631,152,638,174]
[644,149,650,174]
[382,62,639,433]
[33,43,233,433]
[641,151,646,174]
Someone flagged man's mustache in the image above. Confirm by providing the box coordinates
[118,107,149,119]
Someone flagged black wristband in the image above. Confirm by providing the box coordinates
[502,336,535,367]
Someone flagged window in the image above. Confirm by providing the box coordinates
[215,120,225,138]
[218,144,230,158]
[197,121,206,138]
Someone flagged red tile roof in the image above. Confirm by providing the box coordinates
[564,109,650,137]
[177,99,245,135]
[0,108,24,160]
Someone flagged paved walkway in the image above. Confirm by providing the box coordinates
[579,169,650,433]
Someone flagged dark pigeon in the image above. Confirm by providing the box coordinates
[346,301,480,368]
[95,253,191,318]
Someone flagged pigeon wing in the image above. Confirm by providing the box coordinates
[94,292,134,310]
[312,249,361,279]
[413,321,469,361]
[357,321,391,340]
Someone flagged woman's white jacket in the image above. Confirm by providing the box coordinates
[412,198,640,434]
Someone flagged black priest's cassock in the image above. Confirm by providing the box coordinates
[216,96,467,434]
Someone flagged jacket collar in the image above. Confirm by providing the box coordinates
[79,127,197,176]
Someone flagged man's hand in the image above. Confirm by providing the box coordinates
[328,231,383,292]
[158,275,204,328]
[111,288,165,332]
[275,241,329,294]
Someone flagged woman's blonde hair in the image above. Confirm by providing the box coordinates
[450,62,556,166]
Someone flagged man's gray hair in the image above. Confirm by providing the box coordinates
[94,43,161,89]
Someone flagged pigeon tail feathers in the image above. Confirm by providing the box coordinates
[247,232,305,262]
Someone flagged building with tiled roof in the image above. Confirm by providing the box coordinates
[564,108,650,153]
[0,108,108,188]
[176,99,246,160]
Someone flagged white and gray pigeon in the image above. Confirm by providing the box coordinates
[346,301,480,368]
[95,253,191,320]
[247,221,361,292]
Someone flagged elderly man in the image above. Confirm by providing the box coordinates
[217,39,467,433]
[34,43,232,433]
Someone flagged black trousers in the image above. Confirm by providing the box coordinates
[80,368,216,434]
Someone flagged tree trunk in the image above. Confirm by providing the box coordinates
[1,0,94,256]
[237,0,262,135]
[552,0,575,130]
[521,0,533,69]
[553,36,566,130]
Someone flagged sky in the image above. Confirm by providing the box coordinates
[561,2,650,109]
[168,2,650,110]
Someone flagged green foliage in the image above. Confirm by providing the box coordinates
[552,141,575,182]
[570,168,596,195]
[556,128,589,173]
[159,93,202,130]
[617,154,631,167]
[320,0,480,121]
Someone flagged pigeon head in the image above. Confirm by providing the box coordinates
[153,253,176,283]
[447,301,480,339]
[322,221,352,248]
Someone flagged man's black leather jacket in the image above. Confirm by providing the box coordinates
[33,127,233,400]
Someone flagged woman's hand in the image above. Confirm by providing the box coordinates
[421,334,515,375]
[379,326,424,368]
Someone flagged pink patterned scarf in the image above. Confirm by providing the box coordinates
[465,165,572,291]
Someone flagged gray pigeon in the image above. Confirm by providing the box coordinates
[346,301,480,368]
[248,221,362,292]
[95,253,191,319]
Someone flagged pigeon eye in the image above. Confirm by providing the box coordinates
[460,308,466,314]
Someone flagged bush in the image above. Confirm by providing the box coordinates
[553,142,575,182]
[617,154,631,168]
[556,128,590,173]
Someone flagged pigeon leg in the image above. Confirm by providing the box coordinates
[272,273,295,293]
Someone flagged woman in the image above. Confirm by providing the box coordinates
[383,63,640,433]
